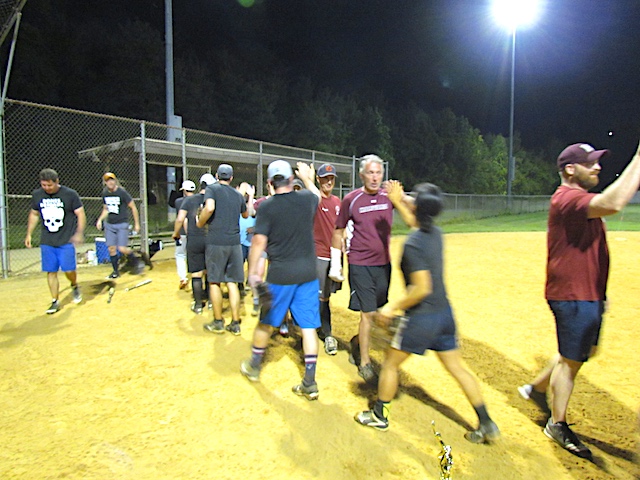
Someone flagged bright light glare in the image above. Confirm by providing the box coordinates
[492,0,541,29]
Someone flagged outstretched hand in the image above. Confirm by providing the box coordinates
[296,162,315,182]
[386,179,405,204]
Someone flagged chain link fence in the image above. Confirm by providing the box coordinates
[0,99,358,277]
[0,99,553,278]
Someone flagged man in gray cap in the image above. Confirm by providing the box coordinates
[519,142,640,459]
[197,164,249,335]
[241,160,322,400]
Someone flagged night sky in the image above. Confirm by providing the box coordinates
[187,0,640,169]
[17,0,640,173]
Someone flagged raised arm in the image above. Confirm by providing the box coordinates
[296,162,321,198]
[589,142,640,218]
[386,180,417,228]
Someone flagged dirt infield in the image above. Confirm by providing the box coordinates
[1,232,638,479]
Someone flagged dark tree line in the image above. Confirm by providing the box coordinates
[5,0,558,194]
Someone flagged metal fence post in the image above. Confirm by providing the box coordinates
[139,122,149,253]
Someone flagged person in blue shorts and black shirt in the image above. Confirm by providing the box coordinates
[25,168,86,314]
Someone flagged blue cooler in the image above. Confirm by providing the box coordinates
[95,237,109,263]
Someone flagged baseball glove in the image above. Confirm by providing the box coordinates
[369,315,407,350]
[255,282,272,315]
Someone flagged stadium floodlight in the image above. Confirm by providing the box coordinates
[491,0,541,202]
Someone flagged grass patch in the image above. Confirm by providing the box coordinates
[392,204,640,234]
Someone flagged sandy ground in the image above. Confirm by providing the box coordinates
[1,232,638,480]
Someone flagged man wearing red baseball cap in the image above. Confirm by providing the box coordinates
[519,142,640,459]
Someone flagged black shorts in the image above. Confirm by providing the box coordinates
[186,236,206,273]
[205,244,244,283]
[348,264,391,313]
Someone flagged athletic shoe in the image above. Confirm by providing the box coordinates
[251,304,259,317]
[134,260,145,275]
[358,363,378,384]
[292,382,319,401]
[225,320,241,336]
[349,335,361,366]
[464,420,501,444]
[106,271,119,279]
[324,336,338,355]
[207,301,213,310]
[279,321,289,337]
[544,419,592,458]
[240,359,260,382]
[190,302,203,315]
[46,300,60,315]
[203,319,225,334]
[72,286,82,304]
[179,279,189,290]
[354,409,389,431]
[518,384,551,414]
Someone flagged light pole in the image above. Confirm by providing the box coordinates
[492,0,540,203]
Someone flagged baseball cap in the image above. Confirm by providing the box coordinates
[199,173,216,186]
[216,164,233,180]
[267,160,293,181]
[292,178,305,190]
[557,143,610,170]
[180,180,196,192]
[103,172,116,181]
[317,163,337,178]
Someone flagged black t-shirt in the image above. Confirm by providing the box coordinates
[255,190,318,285]
[401,226,450,315]
[30,185,83,246]
[203,183,247,245]
[102,187,133,224]
[180,193,207,237]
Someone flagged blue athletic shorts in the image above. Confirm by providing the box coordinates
[261,280,320,329]
[548,300,603,362]
[348,264,391,313]
[391,306,458,354]
[41,243,76,272]
[104,222,130,247]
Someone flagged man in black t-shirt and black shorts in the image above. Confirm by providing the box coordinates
[196,164,248,335]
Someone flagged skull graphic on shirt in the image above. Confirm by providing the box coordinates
[42,205,65,232]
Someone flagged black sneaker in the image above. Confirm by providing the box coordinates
[292,382,319,401]
[225,320,241,336]
[354,409,389,431]
[464,420,501,444]
[544,419,592,458]
[106,271,120,279]
[190,302,203,315]
[203,319,225,334]
[46,300,60,315]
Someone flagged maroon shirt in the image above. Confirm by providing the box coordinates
[314,194,341,259]
[336,188,394,266]
[545,186,609,301]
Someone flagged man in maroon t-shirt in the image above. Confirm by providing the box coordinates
[518,142,640,459]
[329,154,413,383]
[297,162,342,355]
